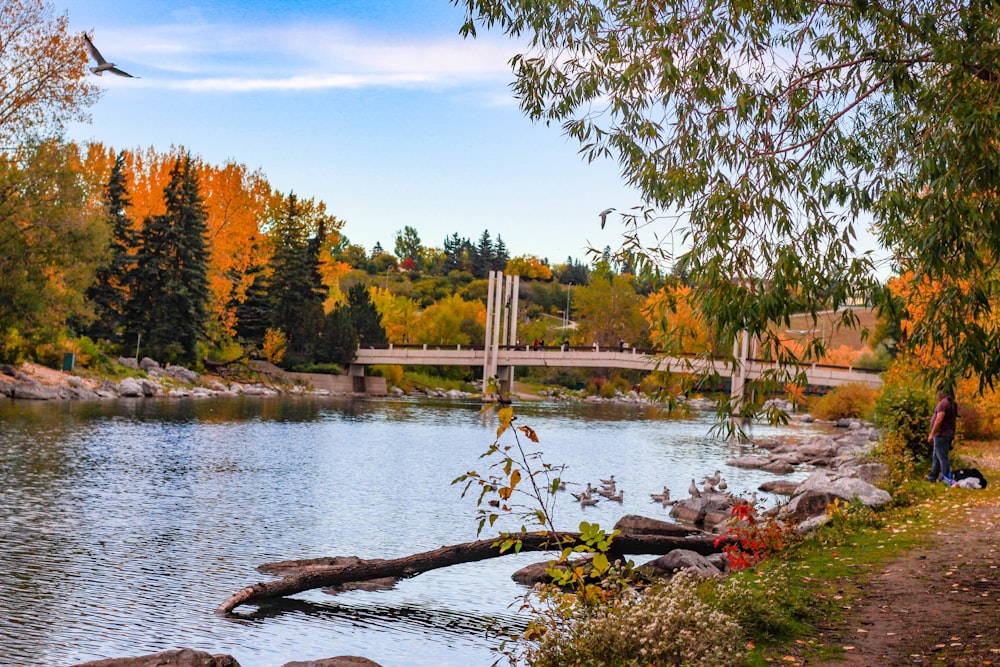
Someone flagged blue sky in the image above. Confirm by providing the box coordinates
[62,0,645,265]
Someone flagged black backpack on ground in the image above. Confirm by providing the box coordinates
[951,468,988,489]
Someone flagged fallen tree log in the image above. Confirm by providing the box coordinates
[217,530,725,615]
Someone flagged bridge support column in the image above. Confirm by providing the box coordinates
[483,271,519,400]
[497,365,514,396]
[730,330,750,415]
[348,363,367,393]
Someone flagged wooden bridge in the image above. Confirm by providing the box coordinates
[351,343,882,392]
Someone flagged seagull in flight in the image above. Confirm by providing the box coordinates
[598,208,615,229]
[83,33,138,78]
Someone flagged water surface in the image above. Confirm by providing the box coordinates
[0,396,828,667]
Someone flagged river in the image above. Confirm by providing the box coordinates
[0,396,830,667]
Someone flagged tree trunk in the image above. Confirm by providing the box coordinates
[216,530,724,615]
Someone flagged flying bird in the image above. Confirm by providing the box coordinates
[598,208,615,229]
[83,33,138,78]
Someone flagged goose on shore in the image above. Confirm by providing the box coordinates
[704,470,722,488]
[688,478,702,498]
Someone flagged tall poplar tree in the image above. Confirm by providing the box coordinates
[85,151,135,344]
[126,155,210,364]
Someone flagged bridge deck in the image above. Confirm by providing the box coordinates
[353,345,881,389]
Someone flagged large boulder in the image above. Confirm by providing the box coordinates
[282,658,384,667]
[70,648,240,667]
[726,455,771,470]
[11,379,57,400]
[758,480,800,496]
[117,377,143,397]
[117,356,138,369]
[139,357,161,371]
[139,379,162,397]
[782,490,842,523]
[793,470,891,508]
[638,549,722,579]
[613,514,702,537]
[166,365,200,384]
[669,493,732,527]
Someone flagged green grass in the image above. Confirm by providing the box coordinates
[402,370,477,393]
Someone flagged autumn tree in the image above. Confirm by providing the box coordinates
[643,286,717,356]
[572,274,648,349]
[199,161,273,336]
[370,286,419,344]
[0,141,106,360]
[85,151,135,344]
[394,225,424,270]
[125,155,210,364]
[506,254,553,281]
[412,293,485,346]
[0,0,101,144]
[456,0,1000,392]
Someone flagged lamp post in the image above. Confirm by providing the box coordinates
[564,282,573,329]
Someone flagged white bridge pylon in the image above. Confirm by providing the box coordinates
[483,270,519,394]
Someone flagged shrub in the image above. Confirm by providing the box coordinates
[809,382,878,421]
[873,382,933,462]
[521,574,744,667]
[870,431,919,493]
[373,364,403,388]
[262,328,286,364]
[0,328,29,363]
[709,563,807,641]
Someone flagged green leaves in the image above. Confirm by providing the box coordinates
[458,0,1000,396]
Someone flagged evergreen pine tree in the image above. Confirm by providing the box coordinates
[233,260,271,346]
[493,235,510,272]
[85,151,135,344]
[347,283,387,346]
[473,230,494,278]
[317,304,357,365]
[124,155,210,364]
[266,195,327,365]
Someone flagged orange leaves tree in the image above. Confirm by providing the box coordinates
[0,0,100,144]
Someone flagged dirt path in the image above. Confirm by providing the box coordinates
[808,494,1000,665]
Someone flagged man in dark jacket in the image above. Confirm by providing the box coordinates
[927,382,958,483]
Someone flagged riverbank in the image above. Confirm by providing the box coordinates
[773,438,1000,665]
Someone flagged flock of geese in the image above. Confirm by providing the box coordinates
[566,470,732,508]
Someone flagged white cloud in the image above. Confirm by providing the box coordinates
[99,20,518,92]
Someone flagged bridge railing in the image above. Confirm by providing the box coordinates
[354,343,881,378]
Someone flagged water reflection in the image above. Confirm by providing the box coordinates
[0,396,830,667]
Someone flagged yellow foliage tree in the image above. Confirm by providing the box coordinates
[642,285,715,354]
[369,286,419,344]
[506,255,553,280]
[412,294,486,345]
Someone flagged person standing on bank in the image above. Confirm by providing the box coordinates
[927,382,958,482]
